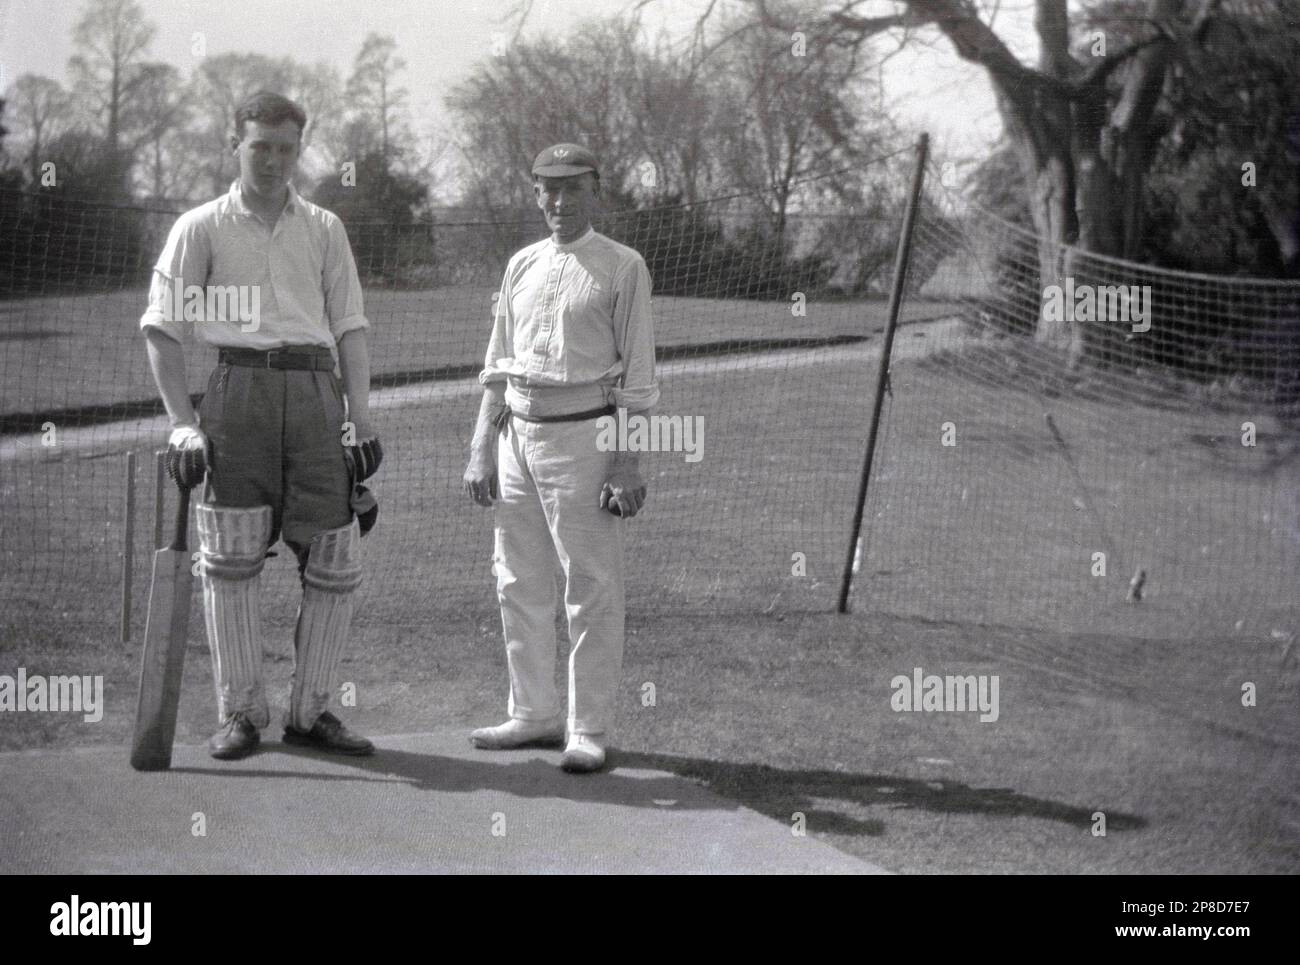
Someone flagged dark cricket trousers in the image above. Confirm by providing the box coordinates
[197,347,353,568]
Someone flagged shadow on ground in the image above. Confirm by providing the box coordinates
[618,751,1147,836]
[174,740,1145,837]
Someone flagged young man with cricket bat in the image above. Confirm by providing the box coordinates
[140,91,381,761]
[462,143,659,773]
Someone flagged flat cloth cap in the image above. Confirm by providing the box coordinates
[532,143,599,177]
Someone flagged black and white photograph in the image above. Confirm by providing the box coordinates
[0,0,1295,909]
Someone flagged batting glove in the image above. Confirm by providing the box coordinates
[347,437,384,481]
[350,482,379,536]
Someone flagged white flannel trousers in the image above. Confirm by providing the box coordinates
[493,414,625,736]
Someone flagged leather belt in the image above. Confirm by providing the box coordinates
[509,404,615,424]
[218,346,334,371]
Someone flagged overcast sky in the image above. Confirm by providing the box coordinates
[1,0,1017,170]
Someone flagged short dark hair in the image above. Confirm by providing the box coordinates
[234,91,307,140]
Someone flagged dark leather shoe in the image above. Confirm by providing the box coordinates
[208,713,260,760]
[283,711,374,756]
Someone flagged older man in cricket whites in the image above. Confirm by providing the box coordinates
[463,143,659,773]
[140,91,382,761]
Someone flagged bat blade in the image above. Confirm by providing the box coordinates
[129,546,193,771]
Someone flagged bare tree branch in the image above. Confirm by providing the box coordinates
[1073,28,1168,88]
[659,0,1224,108]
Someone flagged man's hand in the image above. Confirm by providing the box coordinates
[600,460,647,518]
[463,448,498,507]
[165,425,209,488]
[464,385,506,507]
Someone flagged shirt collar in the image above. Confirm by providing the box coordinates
[552,227,596,253]
[228,180,300,218]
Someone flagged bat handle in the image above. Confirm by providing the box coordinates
[169,483,193,553]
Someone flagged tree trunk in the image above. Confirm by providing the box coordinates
[1074,25,1173,262]
[998,82,1081,357]
[903,0,1184,361]
[1072,84,1124,257]
[380,76,390,168]
[774,191,788,253]
[30,131,42,185]
[108,60,120,154]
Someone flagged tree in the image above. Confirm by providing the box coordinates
[131,63,195,200]
[311,153,430,282]
[0,95,24,193]
[4,74,72,185]
[461,7,904,300]
[292,62,347,181]
[446,18,647,213]
[621,28,725,205]
[0,96,20,192]
[451,11,888,216]
[345,34,410,171]
[67,0,157,194]
[711,2,884,249]
[676,0,1240,358]
[1141,0,1300,275]
[966,1,1300,280]
[305,36,432,281]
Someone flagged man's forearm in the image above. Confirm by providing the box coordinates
[611,450,642,477]
[337,329,372,435]
[470,383,507,456]
[612,404,655,470]
[145,329,197,428]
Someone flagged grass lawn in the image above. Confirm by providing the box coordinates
[0,283,955,418]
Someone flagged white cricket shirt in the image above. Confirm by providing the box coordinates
[479,227,660,417]
[139,181,369,351]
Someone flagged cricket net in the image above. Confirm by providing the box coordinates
[849,175,1300,644]
[0,178,920,636]
[1,171,1296,646]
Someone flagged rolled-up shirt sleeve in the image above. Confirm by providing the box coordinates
[610,256,660,412]
[478,262,516,385]
[323,216,369,340]
[139,212,210,343]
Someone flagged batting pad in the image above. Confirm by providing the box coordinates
[195,503,273,728]
[290,520,363,731]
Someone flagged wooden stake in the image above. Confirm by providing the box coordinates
[121,450,136,642]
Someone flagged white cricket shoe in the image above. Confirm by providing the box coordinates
[561,733,607,773]
[469,716,565,750]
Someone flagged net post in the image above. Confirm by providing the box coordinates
[837,132,930,614]
[121,450,137,642]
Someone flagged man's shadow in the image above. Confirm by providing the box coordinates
[176,741,1144,836]
[619,751,1146,835]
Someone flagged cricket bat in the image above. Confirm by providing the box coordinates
[129,480,194,771]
